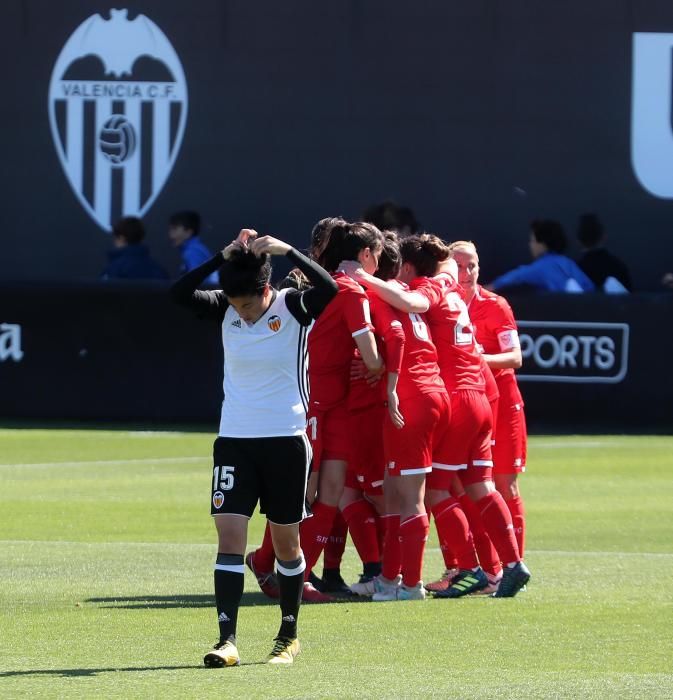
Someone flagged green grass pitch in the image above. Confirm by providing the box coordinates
[1,429,672,699]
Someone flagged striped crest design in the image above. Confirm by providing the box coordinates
[267,315,282,332]
[47,9,188,232]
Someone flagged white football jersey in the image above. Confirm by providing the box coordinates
[219,289,311,438]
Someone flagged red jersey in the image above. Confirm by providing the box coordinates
[348,289,400,412]
[369,281,445,400]
[308,273,374,409]
[468,285,523,402]
[410,273,485,392]
[481,355,499,403]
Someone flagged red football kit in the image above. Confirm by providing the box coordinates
[409,274,493,488]
[345,289,402,495]
[481,355,500,439]
[370,282,450,476]
[468,285,527,474]
[307,273,374,468]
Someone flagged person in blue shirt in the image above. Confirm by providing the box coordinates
[101,216,169,281]
[488,219,595,294]
[168,210,218,286]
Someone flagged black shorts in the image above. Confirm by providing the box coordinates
[211,435,311,525]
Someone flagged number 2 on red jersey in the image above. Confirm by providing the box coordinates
[445,292,474,346]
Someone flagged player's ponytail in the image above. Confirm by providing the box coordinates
[320,222,384,273]
[375,230,401,281]
[310,217,347,262]
[400,233,449,277]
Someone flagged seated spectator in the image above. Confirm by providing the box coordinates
[101,217,169,281]
[662,272,673,290]
[168,210,218,285]
[576,214,631,293]
[362,200,418,237]
[488,219,594,294]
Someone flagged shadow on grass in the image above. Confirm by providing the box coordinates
[0,666,199,678]
[0,662,267,678]
[85,592,368,609]
[86,592,271,609]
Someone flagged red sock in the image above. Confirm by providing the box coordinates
[476,492,520,566]
[323,510,348,570]
[254,522,276,572]
[381,514,401,581]
[299,501,337,579]
[441,547,459,570]
[431,498,479,570]
[342,499,380,565]
[399,513,429,588]
[506,495,526,558]
[459,494,502,577]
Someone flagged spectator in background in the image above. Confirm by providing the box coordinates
[662,273,673,290]
[576,214,631,293]
[487,219,594,294]
[362,200,418,237]
[101,216,168,281]
[168,210,218,285]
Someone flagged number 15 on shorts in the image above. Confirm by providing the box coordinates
[213,465,235,491]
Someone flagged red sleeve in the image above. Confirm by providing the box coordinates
[341,286,375,338]
[412,277,443,309]
[485,297,520,352]
[491,297,517,332]
[371,296,404,374]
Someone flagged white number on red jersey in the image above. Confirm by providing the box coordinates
[408,312,430,342]
[446,292,474,346]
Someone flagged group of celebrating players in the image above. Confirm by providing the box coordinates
[173,217,531,667]
[247,218,531,604]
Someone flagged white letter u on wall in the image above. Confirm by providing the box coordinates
[632,33,673,198]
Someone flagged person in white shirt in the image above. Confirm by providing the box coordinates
[171,229,337,667]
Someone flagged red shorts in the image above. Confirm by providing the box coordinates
[385,391,450,477]
[306,401,350,471]
[427,389,493,490]
[345,404,386,495]
[492,397,527,474]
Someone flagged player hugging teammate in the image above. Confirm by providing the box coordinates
[173,222,531,667]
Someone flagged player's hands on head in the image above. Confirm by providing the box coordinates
[222,229,258,259]
[251,235,291,257]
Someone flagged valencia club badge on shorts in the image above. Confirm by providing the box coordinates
[212,491,225,509]
[267,315,281,332]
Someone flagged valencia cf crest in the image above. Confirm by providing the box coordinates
[48,9,188,231]
[212,491,225,509]
[267,315,282,332]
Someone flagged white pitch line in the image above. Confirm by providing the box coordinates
[0,441,646,469]
[0,541,671,558]
[0,456,208,469]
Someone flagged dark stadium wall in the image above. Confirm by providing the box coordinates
[0,284,671,431]
[3,1,673,290]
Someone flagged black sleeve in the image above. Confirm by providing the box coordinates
[284,248,338,325]
[170,253,229,321]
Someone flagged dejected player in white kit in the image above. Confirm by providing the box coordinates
[171,229,337,666]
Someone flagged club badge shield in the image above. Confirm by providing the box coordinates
[48,9,188,231]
